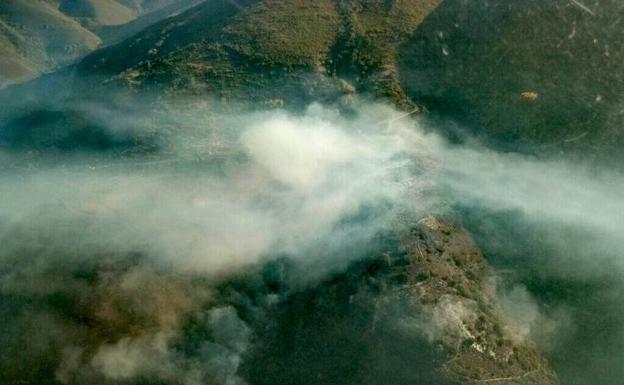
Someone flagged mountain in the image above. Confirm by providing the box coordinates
[58,0,190,27]
[0,0,101,86]
[58,0,138,27]
[239,216,560,385]
[7,0,624,163]
[0,0,199,87]
[74,0,442,106]
[0,28,40,86]
[95,0,204,44]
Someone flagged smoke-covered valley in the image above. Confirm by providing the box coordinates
[0,100,441,385]
[0,96,623,385]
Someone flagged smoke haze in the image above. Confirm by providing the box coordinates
[1,97,623,385]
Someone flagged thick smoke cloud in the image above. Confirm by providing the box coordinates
[0,100,438,385]
[0,102,428,275]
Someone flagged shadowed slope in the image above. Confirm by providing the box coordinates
[398,0,624,166]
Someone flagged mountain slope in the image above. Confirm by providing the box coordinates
[404,217,559,385]
[59,0,138,26]
[398,0,624,165]
[0,0,197,87]
[0,0,102,86]
[7,0,624,167]
[0,26,41,84]
[72,0,624,165]
[58,0,189,27]
[75,0,442,105]
[95,0,204,44]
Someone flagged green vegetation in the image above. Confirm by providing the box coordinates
[0,0,195,87]
[398,0,624,165]
[78,0,442,107]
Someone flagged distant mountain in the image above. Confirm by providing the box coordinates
[95,0,203,44]
[0,0,200,87]
[58,0,190,27]
[58,0,138,27]
[0,0,101,86]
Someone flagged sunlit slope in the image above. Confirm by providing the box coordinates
[76,0,442,105]
[59,0,137,26]
[0,0,195,87]
[0,27,40,85]
[96,0,204,44]
[58,0,189,26]
[0,0,101,87]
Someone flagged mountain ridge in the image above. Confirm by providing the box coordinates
[0,0,198,87]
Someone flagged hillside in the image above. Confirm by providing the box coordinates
[398,0,624,164]
[62,0,624,166]
[95,0,203,44]
[75,0,442,106]
[58,0,138,27]
[0,0,196,87]
[6,0,624,163]
[0,0,102,86]
[58,0,189,27]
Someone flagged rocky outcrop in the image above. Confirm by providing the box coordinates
[403,216,559,384]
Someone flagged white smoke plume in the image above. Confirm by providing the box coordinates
[0,102,430,278]
[0,101,436,384]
